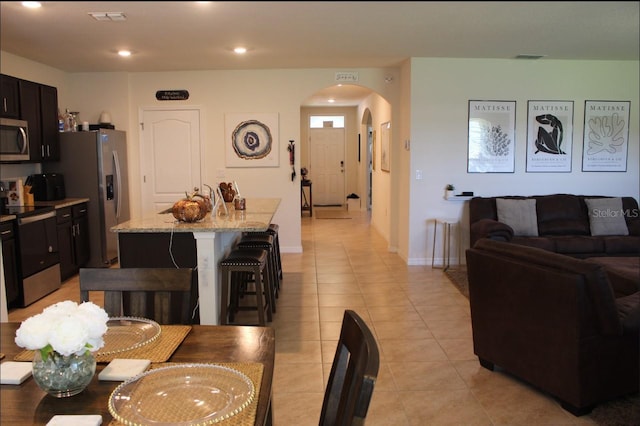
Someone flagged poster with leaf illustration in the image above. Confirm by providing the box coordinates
[526,101,573,172]
[582,101,630,172]
[467,100,516,173]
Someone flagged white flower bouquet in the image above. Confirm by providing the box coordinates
[15,301,109,360]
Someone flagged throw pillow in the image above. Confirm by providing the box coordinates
[496,198,539,236]
[585,197,629,236]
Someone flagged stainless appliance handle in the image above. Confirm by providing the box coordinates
[113,150,122,219]
[19,126,28,153]
[18,210,56,225]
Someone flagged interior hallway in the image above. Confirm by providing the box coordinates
[8,207,606,425]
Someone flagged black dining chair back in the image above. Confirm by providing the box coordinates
[79,268,196,324]
[320,310,380,426]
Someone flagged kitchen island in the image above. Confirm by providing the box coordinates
[111,198,280,325]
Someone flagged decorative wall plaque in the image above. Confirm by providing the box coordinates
[155,90,189,101]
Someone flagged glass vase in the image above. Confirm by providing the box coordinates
[32,350,96,398]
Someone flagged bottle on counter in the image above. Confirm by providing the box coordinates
[58,109,65,132]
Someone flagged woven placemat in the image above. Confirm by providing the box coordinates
[14,325,192,363]
[109,362,264,426]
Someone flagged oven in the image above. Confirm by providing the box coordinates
[10,205,61,306]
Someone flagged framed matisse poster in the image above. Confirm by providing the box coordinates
[467,100,516,173]
[526,101,574,172]
[582,101,630,172]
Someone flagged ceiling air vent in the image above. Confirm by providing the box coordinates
[515,54,546,60]
[88,12,127,21]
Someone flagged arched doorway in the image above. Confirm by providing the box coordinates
[362,108,373,211]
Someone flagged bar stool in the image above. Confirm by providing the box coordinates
[237,234,279,310]
[244,223,282,281]
[219,248,273,325]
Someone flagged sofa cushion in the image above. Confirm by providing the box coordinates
[585,197,629,236]
[536,195,590,236]
[555,236,605,255]
[511,236,556,252]
[496,198,538,236]
[615,292,640,333]
[585,256,640,297]
[603,236,640,255]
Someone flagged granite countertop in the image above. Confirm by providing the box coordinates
[0,214,16,223]
[111,198,281,233]
[1,198,90,223]
[36,198,90,209]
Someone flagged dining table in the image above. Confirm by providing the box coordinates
[0,322,275,425]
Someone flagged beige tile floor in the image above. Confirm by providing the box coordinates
[8,207,604,425]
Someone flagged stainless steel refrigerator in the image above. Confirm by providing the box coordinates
[44,129,130,268]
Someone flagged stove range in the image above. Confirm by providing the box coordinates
[0,204,55,218]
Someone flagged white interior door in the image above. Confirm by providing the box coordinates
[309,128,345,206]
[141,109,201,216]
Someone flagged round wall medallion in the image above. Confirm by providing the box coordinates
[232,120,272,159]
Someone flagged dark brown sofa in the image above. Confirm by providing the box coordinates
[466,239,639,415]
[469,194,640,258]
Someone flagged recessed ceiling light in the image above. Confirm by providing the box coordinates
[22,2,41,8]
[233,47,247,54]
[118,50,132,57]
[328,99,336,103]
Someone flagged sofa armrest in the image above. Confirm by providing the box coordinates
[470,219,514,246]
[469,239,622,336]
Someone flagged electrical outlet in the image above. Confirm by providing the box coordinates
[415,170,423,180]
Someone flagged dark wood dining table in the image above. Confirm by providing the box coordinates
[0,323,275,425]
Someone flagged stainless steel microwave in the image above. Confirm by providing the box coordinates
[0,117,30,162]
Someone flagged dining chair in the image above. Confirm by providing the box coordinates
[320,310,380,426]
[79,267,196,324]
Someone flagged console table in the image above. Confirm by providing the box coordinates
[301,180,312,217]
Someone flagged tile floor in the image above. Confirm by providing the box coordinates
[8,207,604,425]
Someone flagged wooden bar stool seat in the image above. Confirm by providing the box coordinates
[219,248,272,325]
[244,222,282,283]
[237,234,279,310]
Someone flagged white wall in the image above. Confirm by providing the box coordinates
[406,58,640,265]
[357,94,392,243]
[2,50,637,266]
[54,67,399,254]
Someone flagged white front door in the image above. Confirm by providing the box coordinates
[309,128,345,206]
[140,108,202,216]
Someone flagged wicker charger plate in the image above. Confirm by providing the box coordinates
[14,325,192,363]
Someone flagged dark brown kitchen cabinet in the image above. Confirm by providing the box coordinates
[18,79,43,161]
[18,79,59,162]
[1,221,20,307]
[56,203,90,281]
[0,74,20,118]
[1,74,59,162]
[39,84,60,161]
